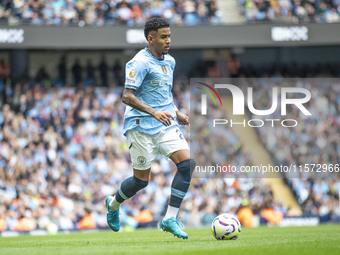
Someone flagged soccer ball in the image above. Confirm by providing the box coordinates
[211,213,241,240]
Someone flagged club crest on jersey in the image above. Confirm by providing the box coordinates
[161,65,167,75]
[129,68,136,78]
[137,156,146,165]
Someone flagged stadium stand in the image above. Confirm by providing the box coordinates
[0,61,292,231]
[239,0,340,23]
[1,0,340,231]
[1,56,339,232]
[251,79,340,223]
[0,0,225,26]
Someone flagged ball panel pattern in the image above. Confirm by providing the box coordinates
[211,213,241,240]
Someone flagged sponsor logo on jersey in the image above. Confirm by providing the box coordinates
[161,65,167,75]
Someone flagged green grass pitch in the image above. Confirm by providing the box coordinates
[1,225,339,255]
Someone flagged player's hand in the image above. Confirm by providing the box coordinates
[176,111,189,125]
[153,111,175,126]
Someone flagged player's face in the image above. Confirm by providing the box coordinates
[149,28,171,55]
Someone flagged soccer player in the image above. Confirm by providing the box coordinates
[105,17,195,239]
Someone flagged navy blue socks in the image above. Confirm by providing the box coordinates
[115,176,149,203]
[169,159,196,208]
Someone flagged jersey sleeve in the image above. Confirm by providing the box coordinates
[124,59,147,90]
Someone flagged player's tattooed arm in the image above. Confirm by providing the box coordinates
[122,88,174,126]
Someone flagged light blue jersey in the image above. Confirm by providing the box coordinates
[123,47,178,135]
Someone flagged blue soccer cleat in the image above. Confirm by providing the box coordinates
[160,217,188,239]
[105,196,120,232]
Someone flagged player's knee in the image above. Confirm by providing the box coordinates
[133,176,149,190]
[176,159,196,181]
[189,159,196,171]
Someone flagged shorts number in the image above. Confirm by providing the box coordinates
[176,129,184,140]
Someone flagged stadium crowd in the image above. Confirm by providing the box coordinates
[0,60,289,231]
[243,78,340,223]
[0,0,223,26]
[0,56,339,232]
[239,0,340,23]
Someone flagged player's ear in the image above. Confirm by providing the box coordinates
[147,34,153,43]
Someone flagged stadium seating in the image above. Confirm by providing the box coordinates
[252,78,340,222]
[0,0,224,26]
[1,56,339,231]
[239,0,340,23]
[0,76,286,231]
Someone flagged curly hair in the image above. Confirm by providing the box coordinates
[144,17,170,41]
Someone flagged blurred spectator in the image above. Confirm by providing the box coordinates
[98,56,108,87]
[237,204,254,228]
[130,2,143,24]
[112,59,123,86]
[0,58,9,93]
[71,58,82,86]
[76,209,97,229]
[85,59,95,86]
[35,67,50,84]
[207,61,221,78]
[226,53,241,78]
[58,56,67,85]
[135,208,154,228]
